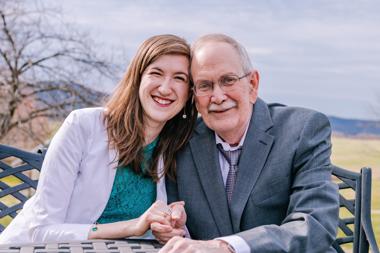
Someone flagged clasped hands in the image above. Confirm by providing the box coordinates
[140,200,233,253]
[139,200,187,243]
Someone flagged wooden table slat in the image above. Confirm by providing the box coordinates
[69,247,84,253]
[20,247,35,253]
[92,242,108,250]
[45,243,58,249]
[0,239,161,253]
[116,247,133,253]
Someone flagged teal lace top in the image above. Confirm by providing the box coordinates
[97,138,158,224]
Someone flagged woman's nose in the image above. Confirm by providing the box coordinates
[157,78,172,95]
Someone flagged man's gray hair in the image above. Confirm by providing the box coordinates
[191,33,253,73]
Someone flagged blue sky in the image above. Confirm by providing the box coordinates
[46,0,380,120]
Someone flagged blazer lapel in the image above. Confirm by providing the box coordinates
[229,99,274,233]
[189,125,234,236]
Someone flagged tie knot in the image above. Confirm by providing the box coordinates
[217,144,242,167]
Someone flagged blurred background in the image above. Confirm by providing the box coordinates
[0,0,379,249]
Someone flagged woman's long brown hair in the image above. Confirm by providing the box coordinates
[104,34,197,181]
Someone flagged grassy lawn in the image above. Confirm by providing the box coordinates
[332,136,380,177]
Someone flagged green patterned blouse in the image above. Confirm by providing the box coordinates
[97,139,158,224]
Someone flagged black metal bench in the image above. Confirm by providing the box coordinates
[0,144,379,252]
[0,144,46,233]
[332,166,379,253]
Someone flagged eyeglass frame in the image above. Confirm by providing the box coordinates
[192,72,251,97]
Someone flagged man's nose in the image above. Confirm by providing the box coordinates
[210,84,226,104]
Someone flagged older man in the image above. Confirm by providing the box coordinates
[158,34,339,253]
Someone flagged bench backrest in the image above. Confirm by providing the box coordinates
[0,144,45,233]
[332,166,379,253]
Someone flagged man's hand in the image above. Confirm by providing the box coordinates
[151,201,187,243]
[158,236,234,253]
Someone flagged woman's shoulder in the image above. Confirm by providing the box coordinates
[69,107,105,117]
[61,107,107,137]
[65,107,105,123]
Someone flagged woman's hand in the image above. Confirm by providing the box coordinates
[151,201,187,244]
[88,200,174,239]
[88,200,185,240]
[133,200,173,236]
[168,201,187,229]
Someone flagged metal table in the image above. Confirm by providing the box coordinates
[0,239,162,253]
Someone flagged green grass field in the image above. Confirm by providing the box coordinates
[0,136,379,248]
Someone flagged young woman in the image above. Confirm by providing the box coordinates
[0,34,197,244]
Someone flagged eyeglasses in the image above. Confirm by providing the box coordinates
[193,72,251,96]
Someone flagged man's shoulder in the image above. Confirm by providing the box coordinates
[265,102,331,140]
[268,102,329,125]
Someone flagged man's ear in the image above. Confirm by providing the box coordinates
[249,70,260,103]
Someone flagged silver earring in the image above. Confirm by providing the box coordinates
[182,107,187,119]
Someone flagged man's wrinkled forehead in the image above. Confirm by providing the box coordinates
[192,40,238,56]
[191,42,243,76]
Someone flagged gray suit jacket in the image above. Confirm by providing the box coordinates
[167,98,339,252]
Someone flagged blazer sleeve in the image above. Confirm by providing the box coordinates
[29,110,93,242]
[237,112,339,252]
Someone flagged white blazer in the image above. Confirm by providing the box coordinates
[0,108,167,244]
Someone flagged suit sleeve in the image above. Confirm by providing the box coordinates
[29,110,93,242]
[236,112,339,252]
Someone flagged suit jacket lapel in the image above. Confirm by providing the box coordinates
[189,125,234,236]
[229,99,274,233]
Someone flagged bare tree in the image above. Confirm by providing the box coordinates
[0,0,117,146]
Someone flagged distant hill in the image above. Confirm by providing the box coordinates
[35,82,108,120]
[35,85,380,138]
[328,116,380,137]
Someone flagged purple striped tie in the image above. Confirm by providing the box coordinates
[217,144,242,204]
